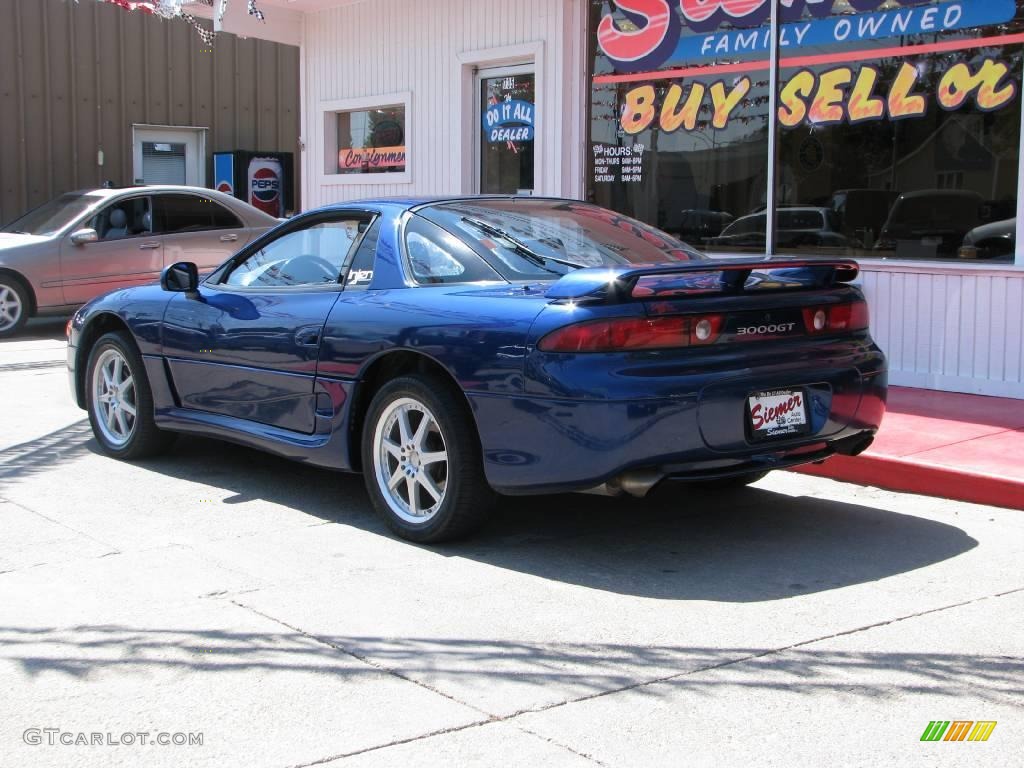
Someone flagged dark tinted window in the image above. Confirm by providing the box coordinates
[155,194,241,234]
[404,215,501,285]
[211,201,243,228]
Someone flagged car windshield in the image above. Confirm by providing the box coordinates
[1,193,103,236]
[420,199,704,281]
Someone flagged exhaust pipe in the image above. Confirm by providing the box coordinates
[832,433,875,457]
[580,469,664,498]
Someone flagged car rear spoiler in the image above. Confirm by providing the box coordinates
[544,258,860,301]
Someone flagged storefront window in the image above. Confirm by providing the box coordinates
[334,105,406,175]
[775,0,1023,262]
[480,72,536,194]
[587,0,772,253]
[587,1,1024,263]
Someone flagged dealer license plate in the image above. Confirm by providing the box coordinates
[748,389,808,440]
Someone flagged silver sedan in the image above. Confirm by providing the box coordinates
[0,185,280,336]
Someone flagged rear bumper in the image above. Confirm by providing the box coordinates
[469,352,886,495]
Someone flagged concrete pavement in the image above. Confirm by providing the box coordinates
[2,318,1022,767]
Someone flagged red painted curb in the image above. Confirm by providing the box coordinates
[793,454,1024,511]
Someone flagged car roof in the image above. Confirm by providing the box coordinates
[67,184,236,197]
[316,194,582,212]
[896,189,984,200]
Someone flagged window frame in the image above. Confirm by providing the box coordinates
[208,209,378,293]
[319,92,411,186]
[87,194,155,242]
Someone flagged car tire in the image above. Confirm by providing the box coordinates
[85,331,175,460]
[361,374,495,543]
[0,275,30,338]
[691,470,769,490]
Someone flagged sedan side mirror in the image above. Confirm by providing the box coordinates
[160,261,199,295]
[70,228,99,246]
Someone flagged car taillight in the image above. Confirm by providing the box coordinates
[802,301,869,334]
[65,316,74,340]
[538,314,724,352]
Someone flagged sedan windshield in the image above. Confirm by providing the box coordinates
[420,199,704,281]
[1,193,103,236]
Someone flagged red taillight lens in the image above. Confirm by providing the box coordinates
[65,316,74,340]
[802,301,869,334]
[538,313,723,352]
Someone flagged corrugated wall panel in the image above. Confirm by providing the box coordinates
[0,0,300,226]
[860,267,1024,398]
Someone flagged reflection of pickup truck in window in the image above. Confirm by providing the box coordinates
[875,190,984,259]
[829,189,899,249]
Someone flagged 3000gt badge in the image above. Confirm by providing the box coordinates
[749,390,808,438]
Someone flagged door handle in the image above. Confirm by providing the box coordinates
[220,234,239,242]
[295,328,321,347]
[139,241,161,250]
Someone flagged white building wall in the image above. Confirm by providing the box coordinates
[299,0,586,210]
[861,265,1024,398]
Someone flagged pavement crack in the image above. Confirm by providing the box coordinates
[512,724,611,766]
[0,496,121,553]
[493,585,1024,721]
[230,599,495,719]
[284,719,496,768]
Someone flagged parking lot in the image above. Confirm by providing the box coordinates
[2,318,1022,767]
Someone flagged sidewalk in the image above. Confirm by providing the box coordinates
[796,386,1024,510]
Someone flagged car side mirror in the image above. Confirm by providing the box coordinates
[70,228,99,246]
[161,261,199,295]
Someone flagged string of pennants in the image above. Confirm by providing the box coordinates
[75,1,265,45]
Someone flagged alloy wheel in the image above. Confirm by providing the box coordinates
[91,347,138,447]
[373,397,449,523]
[0,284,23,332]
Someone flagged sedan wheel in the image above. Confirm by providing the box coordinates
[86,331,175,459]
[362,374,495,542]
[0,278,29,337]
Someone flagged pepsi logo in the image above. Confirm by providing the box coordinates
[251,167,280,203]
[217,181,233,194]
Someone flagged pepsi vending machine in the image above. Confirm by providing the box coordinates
[212,150,295,218]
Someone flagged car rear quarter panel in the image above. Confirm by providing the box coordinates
[316,285,550,394]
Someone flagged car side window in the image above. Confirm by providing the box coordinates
[89,197,152,241]
[153,194,242,235]
[404,215,500,284]
[343,218,379,290]
[224,219,363,288]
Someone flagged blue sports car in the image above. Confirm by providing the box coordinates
[67,197,887,542]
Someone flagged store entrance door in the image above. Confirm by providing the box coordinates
[477,67,535,194]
